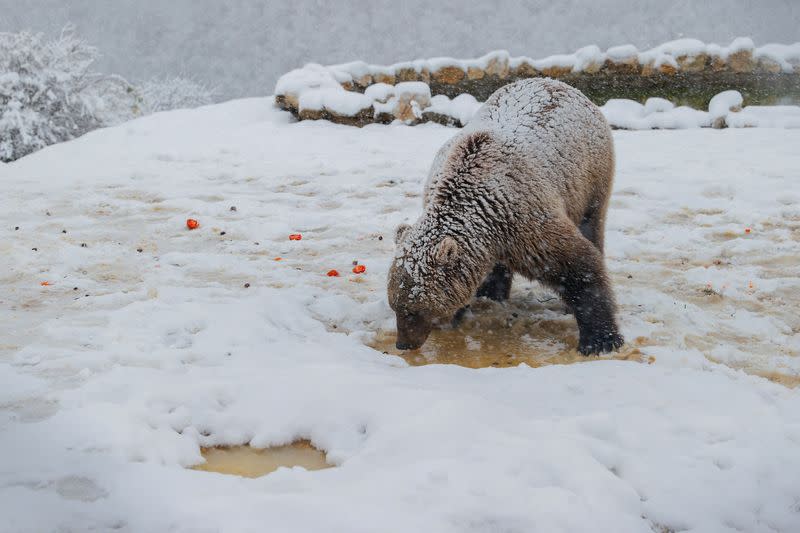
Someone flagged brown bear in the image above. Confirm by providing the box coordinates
[387,78,623,355]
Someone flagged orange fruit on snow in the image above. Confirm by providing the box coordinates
[744,227,752,234]
[352,265,366,274]
[40,281,52,286]
[274,257,282,261]
[327,269,340,277]
[289,234,302,241]
[186,219,199,230]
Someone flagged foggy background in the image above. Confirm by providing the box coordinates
[2,0,798,101]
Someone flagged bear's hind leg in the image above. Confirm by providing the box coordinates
[579,178,612,254]
[579,204,607,254]
[476,263,512,302]
[538,219,623,355]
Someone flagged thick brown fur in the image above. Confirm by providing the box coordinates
[388,78,623,354]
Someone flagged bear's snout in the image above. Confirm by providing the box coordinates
[395,312,433,351]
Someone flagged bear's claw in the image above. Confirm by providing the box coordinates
[578,332,624,355]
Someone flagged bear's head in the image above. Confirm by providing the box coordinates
[387,222,479,350]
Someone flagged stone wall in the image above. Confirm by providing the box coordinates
[274,40,800,128]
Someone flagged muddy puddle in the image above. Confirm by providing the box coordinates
[369,299,647,369]
[370,323,800,388]
[192,440,331,478]
[367,297,800,390]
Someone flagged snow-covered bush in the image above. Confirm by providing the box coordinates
[0,25,141,162]
[139,76,215,114]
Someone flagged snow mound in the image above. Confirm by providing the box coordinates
[298,88,373,116]
[600,91,800,130]
[601,98,711,130]
[708,90,744,119]
[726,106,800,128]
[425,94,482,126]
[364,82,396,103]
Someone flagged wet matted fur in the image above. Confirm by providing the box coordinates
[388,78,623,355]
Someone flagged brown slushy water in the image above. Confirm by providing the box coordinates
[192,440,331,478]
[368,298,649,368]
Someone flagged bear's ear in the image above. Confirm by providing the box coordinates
[434,237,459,265]
[394,223,412,245]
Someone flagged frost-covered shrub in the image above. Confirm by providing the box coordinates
[0,26,140,162]
[139,76,215,114]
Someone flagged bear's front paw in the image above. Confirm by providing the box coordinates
[578,331,624,356]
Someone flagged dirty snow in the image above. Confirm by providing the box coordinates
[2,99,800,532]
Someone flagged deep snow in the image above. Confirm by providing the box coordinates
[2,99,800,532]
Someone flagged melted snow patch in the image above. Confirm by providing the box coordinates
[193,441,331,478]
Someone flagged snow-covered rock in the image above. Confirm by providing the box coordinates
[600,90,800,130]
[643,97,675,115]
[725,105,800,128]
[364,82,396,103]
[423,94,482,127]
[708,90,744,128]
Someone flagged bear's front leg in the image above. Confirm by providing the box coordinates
[538,218,624,355]
[476,263,513,302]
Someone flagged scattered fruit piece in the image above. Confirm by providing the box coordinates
[327,269,340,277]
[289,233,302,241]
[352,265,366,274]
[745,227,751,234]
[186,218,199,230]
[40,281,52,286]
[274,257,282,261]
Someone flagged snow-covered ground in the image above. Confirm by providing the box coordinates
[2,99,800,532]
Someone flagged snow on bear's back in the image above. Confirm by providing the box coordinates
[466,78,609,154]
